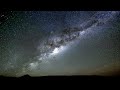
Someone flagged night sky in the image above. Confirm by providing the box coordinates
[0,11,120,77]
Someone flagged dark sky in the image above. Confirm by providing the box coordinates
[0,11,120,76]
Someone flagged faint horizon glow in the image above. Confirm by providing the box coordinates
[29,62,39,70]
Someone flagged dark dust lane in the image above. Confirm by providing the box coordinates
[0,11,120,77]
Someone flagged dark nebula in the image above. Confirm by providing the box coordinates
[0,11,120,77]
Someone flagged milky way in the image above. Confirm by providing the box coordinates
[0,11,120,76]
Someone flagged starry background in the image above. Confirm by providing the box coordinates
[0,11,120,76]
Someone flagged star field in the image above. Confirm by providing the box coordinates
[0,11,120,77]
